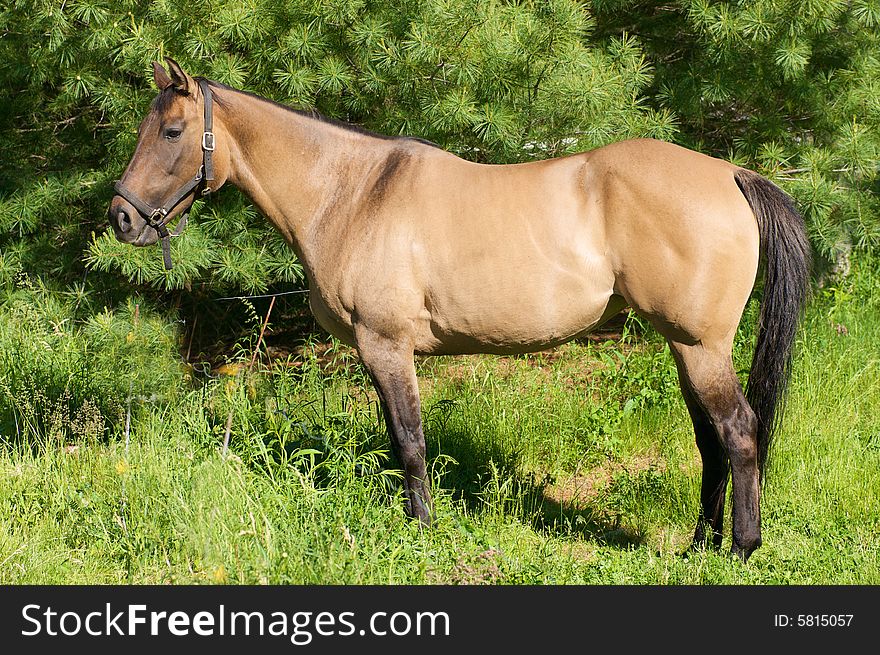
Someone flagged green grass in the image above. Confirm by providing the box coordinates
[1,260,879,584]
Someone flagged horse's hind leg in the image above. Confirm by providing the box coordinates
[675,376,729,550]
[355,328,432,524]
[669,340,761,561]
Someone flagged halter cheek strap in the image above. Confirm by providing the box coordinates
[113,79,216,270]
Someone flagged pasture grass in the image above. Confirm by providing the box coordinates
[0,260,879,584]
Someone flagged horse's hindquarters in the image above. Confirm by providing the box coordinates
[595,140,760,346]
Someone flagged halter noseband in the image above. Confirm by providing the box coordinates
[114,79,216,270]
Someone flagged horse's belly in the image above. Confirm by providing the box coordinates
[417,300,620,355]
[308,289,357,348]
[410,201,616,354]
[415,264,617,355]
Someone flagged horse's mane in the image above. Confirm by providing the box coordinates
[191,78,439,149]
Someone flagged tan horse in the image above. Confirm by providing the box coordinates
[109,59,810,561]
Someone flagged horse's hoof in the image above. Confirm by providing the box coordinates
[681,543,710,559]
[679,547,697,560]
[730,542,759,563]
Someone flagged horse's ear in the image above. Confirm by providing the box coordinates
[152,61,172,91]
[164,57,194,95]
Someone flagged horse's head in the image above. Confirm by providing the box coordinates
[108,59,227,262]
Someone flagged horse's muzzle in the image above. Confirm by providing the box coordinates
[108,196,158,246]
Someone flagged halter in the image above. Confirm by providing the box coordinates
[113,79,216,270]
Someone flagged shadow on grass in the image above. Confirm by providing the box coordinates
[426,422,645,550]
[199,335,651,552]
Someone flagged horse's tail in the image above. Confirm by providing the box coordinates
[733,170,811,480]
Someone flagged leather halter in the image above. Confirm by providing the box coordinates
[113,79,216,270]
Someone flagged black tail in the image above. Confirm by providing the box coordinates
[734,170,811,480]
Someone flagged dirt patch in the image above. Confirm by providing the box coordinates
[560,540,598,562]
[429,548,504,585]
[544,451,667,509]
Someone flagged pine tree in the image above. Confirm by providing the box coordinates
[2,0,880,294]
[594,0,880,267]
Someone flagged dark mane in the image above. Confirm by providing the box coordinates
[150,86,180,116]
[198,78,440,149]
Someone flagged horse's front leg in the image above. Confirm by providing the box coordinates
[355,326,432,524]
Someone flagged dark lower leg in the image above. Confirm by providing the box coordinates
[670,343,760,560]
[376,390,432,522]
[725,410,762,560]
[692,421,729,549]
[699,385,761,561]
[676,362,730,550]
[360,345,432,524]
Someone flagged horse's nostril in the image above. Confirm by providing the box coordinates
[117,210,132,233]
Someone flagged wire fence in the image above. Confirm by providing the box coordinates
[213,289,309,301]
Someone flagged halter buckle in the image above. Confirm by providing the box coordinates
[202,131,216,152]
[148,208,168,225]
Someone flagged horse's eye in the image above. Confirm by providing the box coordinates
[165,128,182,140]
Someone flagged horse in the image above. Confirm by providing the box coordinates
[108,59,810,561]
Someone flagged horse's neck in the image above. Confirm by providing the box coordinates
[218,88,376,273]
